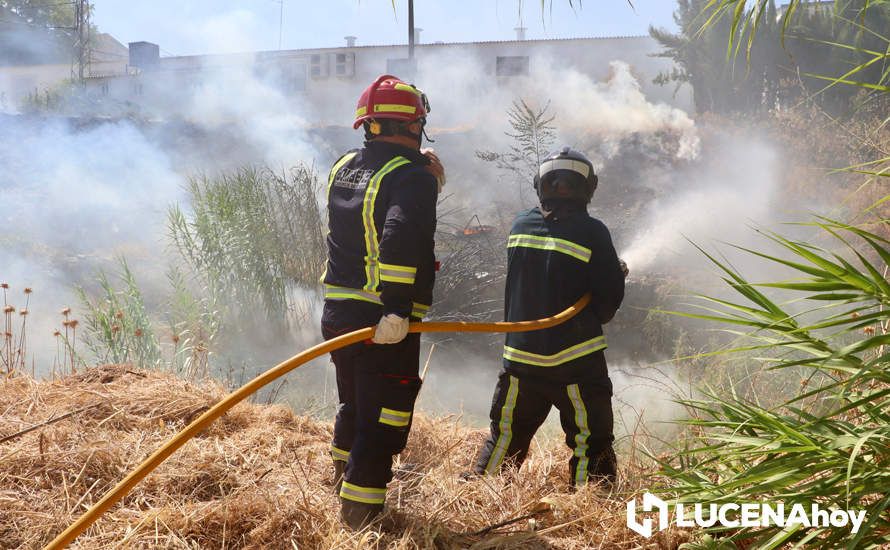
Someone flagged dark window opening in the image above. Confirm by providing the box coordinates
[496,56,529,77]
[310,54,325,78]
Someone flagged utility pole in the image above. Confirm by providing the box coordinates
[408,0,415,60]
[278,0,284,50]
[71,0,89,81]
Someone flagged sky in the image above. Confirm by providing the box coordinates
[90,0,678,56]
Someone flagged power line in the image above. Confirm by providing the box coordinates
[1,1,77,10]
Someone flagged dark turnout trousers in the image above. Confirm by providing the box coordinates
[323,314,422,506]
[474,369,616,486]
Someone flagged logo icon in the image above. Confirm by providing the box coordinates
[627,492,669,538]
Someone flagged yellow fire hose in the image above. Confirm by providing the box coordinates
[46,293,590,549]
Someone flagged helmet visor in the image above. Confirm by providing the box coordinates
[539,170,589,201]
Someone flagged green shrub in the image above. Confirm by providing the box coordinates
[76,257,161,369]
[167,165,325,337]
[662,219,890,548]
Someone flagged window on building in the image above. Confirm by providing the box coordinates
[334,52,354,77]
[101,82,109,96]
[310,54,327,78]
[496,56,529,77]
[336,54,346,75]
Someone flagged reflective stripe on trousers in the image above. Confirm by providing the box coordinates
[566,384,592,486]
[331,445,350,463]
[378,407,411,427]
[484,374,519,474]
[340,481,386,504]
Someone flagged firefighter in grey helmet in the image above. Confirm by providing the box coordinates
[471,147,627,487]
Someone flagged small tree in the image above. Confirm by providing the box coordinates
[476,99,556,207]
[650,0,890,114]
[0,0,87,28]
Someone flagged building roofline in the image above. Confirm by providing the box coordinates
[157,34,652,62]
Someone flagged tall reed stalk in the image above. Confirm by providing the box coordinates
[167,165,325,338]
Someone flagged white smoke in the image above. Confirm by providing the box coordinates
[405,51,700,222]
[0,12,323,376]
[610,364,688,442]
[0,117,187,370]
[547,61,699,161]
[184,62,316,167]
[1,119,184,249]
[621,135,779,275]
[0,12,786,456]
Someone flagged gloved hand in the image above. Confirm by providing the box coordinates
[422,148,446,193]
[618,258,629,278]
[372,313,409,344]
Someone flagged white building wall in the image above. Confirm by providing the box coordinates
[74,36,691,122]
[0,60,127,112]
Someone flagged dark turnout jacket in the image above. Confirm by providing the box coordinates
[322,140,437,323]
[503,206,625,382]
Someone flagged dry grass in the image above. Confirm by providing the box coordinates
[0,365,688,549]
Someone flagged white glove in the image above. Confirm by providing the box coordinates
[372,313,409,344]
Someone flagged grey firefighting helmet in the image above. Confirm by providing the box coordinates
[533,147,598,204]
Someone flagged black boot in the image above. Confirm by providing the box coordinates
[340,498,384,530]
[589,447,618,482]
[332,460,346,495]
[458,470,477,482]
[578,448,618,490]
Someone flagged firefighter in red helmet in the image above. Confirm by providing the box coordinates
[322,75,443,530]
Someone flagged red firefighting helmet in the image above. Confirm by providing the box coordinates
[353,74,430,130]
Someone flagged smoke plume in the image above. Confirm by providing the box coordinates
[1,15,816,455]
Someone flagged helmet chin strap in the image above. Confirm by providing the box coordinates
[397,118,433,147]
[421,124,436,144]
